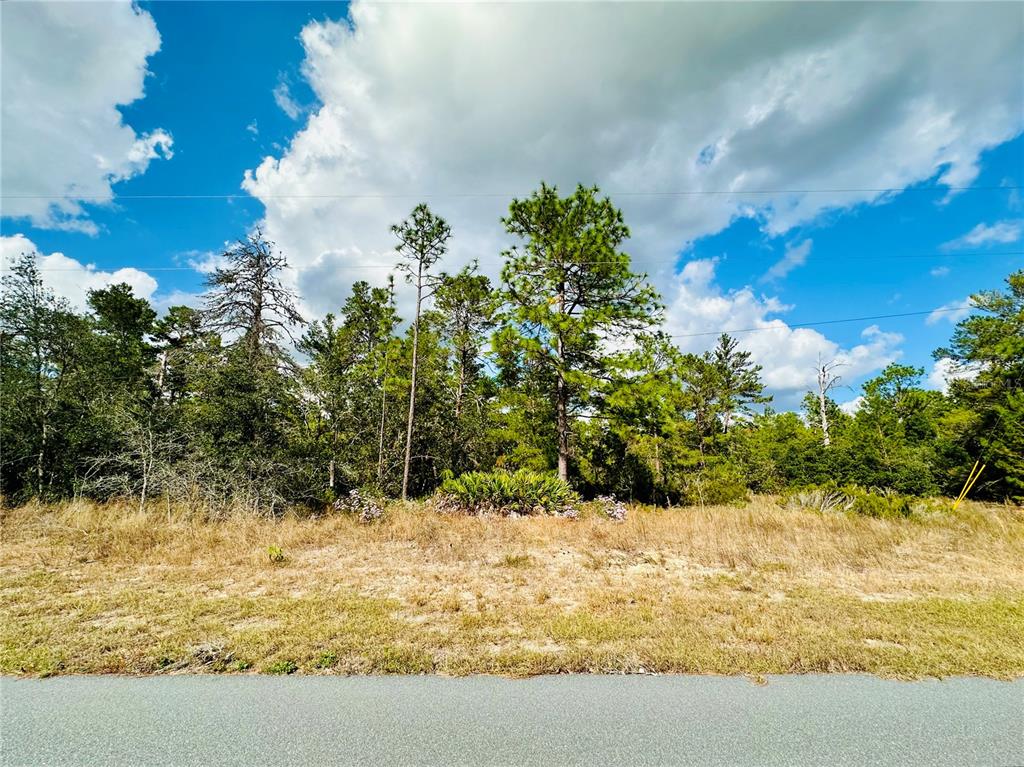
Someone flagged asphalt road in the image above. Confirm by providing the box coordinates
[2,674,1021,766]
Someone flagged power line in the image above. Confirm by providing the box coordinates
[667,306,970,339]
[2,185,1020,201]
[2,250,1020,273]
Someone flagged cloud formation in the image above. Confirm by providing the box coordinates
[664,259,902,405]
[926,298,972,326]
[273,75,305,121]
[927,357,980,394]
[761,240,812,283]
[941,220,1023,251]
[239,2,1021,400]
[1,234,158,312]
[0,1,172,233]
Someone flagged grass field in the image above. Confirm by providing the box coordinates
[2,497,1023,678]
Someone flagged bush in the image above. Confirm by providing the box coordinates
[784,483,913,518]
[680,464,749,507]
[593,495,627,521]
[847,487,913,519]
[333,489,384,523]
[436,470,579,516]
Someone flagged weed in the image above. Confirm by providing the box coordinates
[265,659,298,675]
[500,553,533,568]
[313,651,338,669]
[439,594,462,612]
[266,545,286,564]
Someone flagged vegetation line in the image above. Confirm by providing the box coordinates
[1,182,1021,510]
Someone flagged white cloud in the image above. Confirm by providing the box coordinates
[242,2,1023,320]
[927,357,980,394]
[926,297,972,326]
[273,77,304,120]
[941,220,1023,250]
[664,258,902,405]
[1,234,158,312]
[838,396,864,416]
[152,289,204,315]
[930,266,951,278]
[761,239,812,283]
[0,1,172,232]
[181,250,227,276]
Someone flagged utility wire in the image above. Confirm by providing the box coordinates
[667,306,971,339]
[2,250,1020,272]
[2,185,1020,200]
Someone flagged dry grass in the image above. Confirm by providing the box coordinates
[2,497,1023,678]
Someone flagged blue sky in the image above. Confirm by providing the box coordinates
[2,1,1022,408]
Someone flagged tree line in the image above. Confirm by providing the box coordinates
[2,184,1021,509]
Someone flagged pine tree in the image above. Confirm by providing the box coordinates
[392,204,450,499]
[499,183,661,481]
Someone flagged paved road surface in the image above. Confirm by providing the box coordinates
[2,674,1021,766]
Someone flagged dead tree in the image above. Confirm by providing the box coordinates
[203,229,304,360]
[815,355,844,447]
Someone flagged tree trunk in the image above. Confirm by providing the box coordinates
[139,456,149,515]
[454,356,466,421]
[377,357,389,486]
[401,265,423,500]
[556,368,568,482]
[156,350,168,394]
[37,421,46,498]
[555,284,568,482]
[818,389,831,447]
[817,363,832,447]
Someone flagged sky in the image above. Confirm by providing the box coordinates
[1,0,1022,409]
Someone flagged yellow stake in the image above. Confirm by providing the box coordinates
[953,462,985,510]
[955,461,979,505]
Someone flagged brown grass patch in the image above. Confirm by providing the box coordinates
[1,497,1022,678]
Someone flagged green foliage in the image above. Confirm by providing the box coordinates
[266,545,286,564]
[265,659,298,675]
[1,202,1020,510]
[680,463,750,507]
[935,270,1024,500]
[785,483,913,518]
[438,470,580,516]
[499,183,662,480]
[313,651,338,669]
[298,280,401,496]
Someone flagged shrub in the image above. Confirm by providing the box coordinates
[784,483,913,518]
[847,487,913,519]
[266,545,286,563]
[334,489,384,523]
[783,486,854,514]
[680,464,749,507]
[436,470,579,516]
[593,495,627,521]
